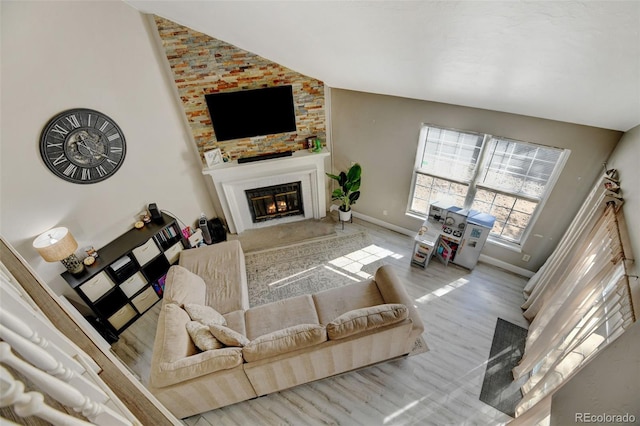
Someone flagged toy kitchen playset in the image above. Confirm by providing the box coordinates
[411,201,496,270]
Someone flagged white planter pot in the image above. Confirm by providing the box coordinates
[339,209,352,222]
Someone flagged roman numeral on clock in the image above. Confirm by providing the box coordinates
[63,164,78,178]
[51,154,67,166]
[50,124,69,137]
[65,114,81,129]
[81,168,91,181]
[99,121,110,132]
[96,165,107,177]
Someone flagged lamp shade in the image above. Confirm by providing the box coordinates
[33,227,78,262]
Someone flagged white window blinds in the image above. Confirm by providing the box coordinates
[478,138,563,199]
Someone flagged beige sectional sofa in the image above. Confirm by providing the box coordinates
[149,240,425,418]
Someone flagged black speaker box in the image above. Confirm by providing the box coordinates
[209,218,227,244]
[148,203,163,224]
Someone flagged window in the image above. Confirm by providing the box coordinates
[409,125,567,245]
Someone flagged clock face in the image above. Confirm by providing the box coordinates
[40,108,126,184]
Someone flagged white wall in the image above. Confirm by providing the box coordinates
[0,1,215,298]
[606,125,640,278]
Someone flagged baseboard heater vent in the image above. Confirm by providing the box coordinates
[237,151,293,164]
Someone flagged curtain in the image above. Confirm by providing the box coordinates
[520,176,612,320]
[512,172,634,422]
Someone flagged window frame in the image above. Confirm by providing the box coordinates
[407,123,569,247]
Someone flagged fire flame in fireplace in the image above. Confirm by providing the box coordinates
[266,200,290,214]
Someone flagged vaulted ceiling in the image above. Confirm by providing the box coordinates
[125,1,640,131]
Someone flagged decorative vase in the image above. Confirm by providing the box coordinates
[339,209,352,222]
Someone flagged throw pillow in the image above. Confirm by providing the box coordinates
[162,265,206,306]
[185,321,225,351]
[326,303,408,340]
[242,324,327,363]
[209,324,250,347]
[184,303,227,327]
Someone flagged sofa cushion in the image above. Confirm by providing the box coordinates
[326,304,408,340]
[374,265,426,346]
[163,266,206,306]
[313,280,385,325]
[245,295,319,340]
[179,240,249,313]
[243,324,327,363]
[184,303,227,327]
[186,321,224,351]
[223,310,246,336]
[156,303,199,363]
[210,324,250,347]
[152,347,244,388]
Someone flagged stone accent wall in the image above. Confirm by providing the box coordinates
[154,16,326,163]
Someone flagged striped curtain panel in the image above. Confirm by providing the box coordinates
[512,172,635,422]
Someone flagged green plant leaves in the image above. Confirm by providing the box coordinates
[347,163,361,182]
[326,163,362,210]
[331,188,345,199]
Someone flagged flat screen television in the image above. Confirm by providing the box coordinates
[205,85,297,142]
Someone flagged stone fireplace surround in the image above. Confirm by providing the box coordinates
[203,150,330,234]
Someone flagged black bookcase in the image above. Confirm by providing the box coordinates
[62,213,188,339]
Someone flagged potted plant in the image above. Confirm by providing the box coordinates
[326,163,362,222]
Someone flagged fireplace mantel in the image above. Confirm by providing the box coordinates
[202,149,330,234]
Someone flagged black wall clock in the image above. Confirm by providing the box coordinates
[40,108,126,184]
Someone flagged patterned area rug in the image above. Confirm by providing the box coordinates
[232,217,337,253]
[245,231,385,306]
[245,231,429,356]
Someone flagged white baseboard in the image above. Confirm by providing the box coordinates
[478,254,535,278]
[353,211,535,278]
[352,212,416,237]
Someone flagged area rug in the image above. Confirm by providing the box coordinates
[479,317,528,417]
[231,217,337,253]
[245,231,383,306]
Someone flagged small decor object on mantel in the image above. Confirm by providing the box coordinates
[326,162,362,222]
[204,148,223,168]
[312,138,323,152]
[306,136,316,150]
[306,136,323,152]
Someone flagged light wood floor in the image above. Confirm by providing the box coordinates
[112,217,530,426]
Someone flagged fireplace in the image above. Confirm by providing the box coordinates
[202,149,330,234]
[246,182,304,223]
